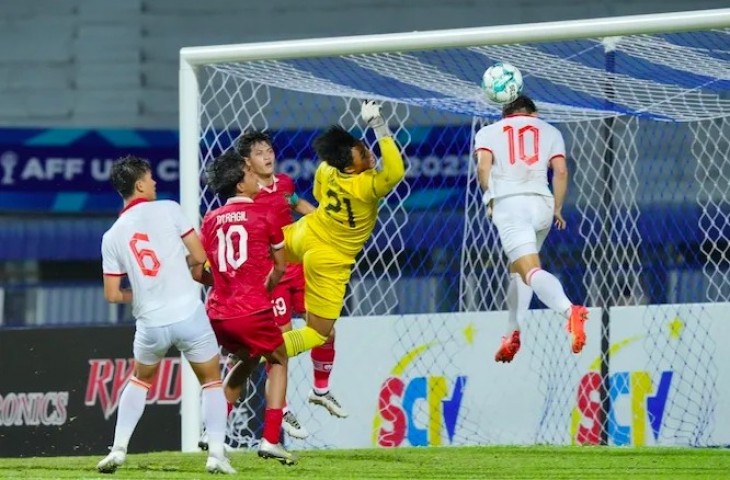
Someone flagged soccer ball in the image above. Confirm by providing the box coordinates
[481,62,524,104]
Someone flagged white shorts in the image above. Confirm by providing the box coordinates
[491,194,554,264]
[133,303,219,365]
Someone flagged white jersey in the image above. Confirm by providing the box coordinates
[101,199,202,328]
[474,114,565,200]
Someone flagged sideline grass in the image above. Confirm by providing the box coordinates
[1,446,729,479]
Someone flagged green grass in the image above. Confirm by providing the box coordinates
[1,446,729,479]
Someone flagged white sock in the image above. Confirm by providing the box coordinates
[313,386,329,395]
[506,273,532,334]
[112,377,150,451]
[527,268,572,317]
[201,381,227,459]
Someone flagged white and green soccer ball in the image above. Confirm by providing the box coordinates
[481,62,524,104]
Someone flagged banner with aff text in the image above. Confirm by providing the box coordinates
[0,126,471,214]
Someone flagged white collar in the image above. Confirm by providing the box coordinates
[258,175,279,193]
[225,196,254,204]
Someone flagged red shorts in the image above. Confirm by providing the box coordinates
[270,265,306,327]
[211,310,283,358]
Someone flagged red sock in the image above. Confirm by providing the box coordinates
[311,336,335,391]
[263,408,283,445]
[226,402,233,415]
[263,361,287,410]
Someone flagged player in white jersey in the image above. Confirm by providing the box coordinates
[474,95,588,363]
[96,155,235,475]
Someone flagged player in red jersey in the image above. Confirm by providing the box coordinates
[236,132,349,426]
[194,149,296,465]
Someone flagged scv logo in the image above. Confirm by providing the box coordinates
[572,354,672,446]
[375,375,467,447]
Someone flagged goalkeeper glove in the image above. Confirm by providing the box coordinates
[361,100,390,139]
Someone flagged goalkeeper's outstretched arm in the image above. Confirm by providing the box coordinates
[361,100,405,197]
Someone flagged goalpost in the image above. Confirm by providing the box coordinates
[179,9,730,451]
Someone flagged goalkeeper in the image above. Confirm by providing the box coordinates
[282,100,405,357]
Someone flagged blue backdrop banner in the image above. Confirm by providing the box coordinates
[0,126,473,213]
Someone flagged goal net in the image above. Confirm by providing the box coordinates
[180,10,730,450]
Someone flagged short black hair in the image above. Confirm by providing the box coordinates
[502,95,537,117]
[206,149,245,199]
[313,125,359,172]
[235,131,273,159]
[110,155,151,199]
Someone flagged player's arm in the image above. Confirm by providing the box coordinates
[476,149,494,216]
[191,262,214,286]
[362,100,406,198]
[473,127,494,209]
[266,246,287,292]
[548,131,568,229]
[476,149,493,193]
[265,222,287,291]
[291,194,316,215]
[189,225,213,286]
[182,230,207,268]
[103,275,133,304]
[168,200,207,267]
[550,154,568,229]
[101,235,132,303]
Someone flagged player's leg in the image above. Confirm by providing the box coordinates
[491,197,533,362]
[256,319,297,465]
[210,317,263,403]
[311,329,336,391]
[97,325,166,473]
[280,224,333,357]
[308,328,347,417]
[495,263,532,363]
[506,263,532,335]
[222,347,260,403]
[286,268,337,390]
[268,284,308,439]
[175,307,236,474]
[302,275,347,418]
[496,196,588,353]
[280,307,332,357]
[288,250,349,415]
[288,270,337,389]
[282,247,350,357]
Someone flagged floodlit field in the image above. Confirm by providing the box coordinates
[2,446,730,479]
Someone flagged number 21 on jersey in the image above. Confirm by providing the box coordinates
[216,225,248,272]
[504,125,539,165]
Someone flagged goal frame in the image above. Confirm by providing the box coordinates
[177,7,730,452]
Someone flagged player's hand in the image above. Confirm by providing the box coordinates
[265,271,276,292]
[361,100,385,128]
[554,210,566,230]
[481,190,493,218]
[265,267,284,292]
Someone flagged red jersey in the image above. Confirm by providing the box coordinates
[255,173,297,229]
[255,173,302,284]
[200,196,284,319]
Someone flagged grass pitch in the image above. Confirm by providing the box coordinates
[1,446,729,479]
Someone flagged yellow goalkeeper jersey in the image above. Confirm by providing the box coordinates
[307,136,405,258]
